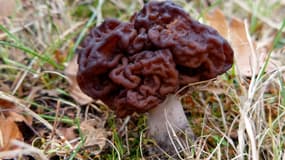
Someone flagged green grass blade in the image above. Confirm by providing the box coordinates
[272,20,285,50]
[69,119,86,160]
[0,41,64,69]
[0,25,21,43]
[257,19,285,79]
[39,114,74,125]
[67,12,97,61]
[1,57,37,73]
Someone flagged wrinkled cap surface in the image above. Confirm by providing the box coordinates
[77,1,234,117]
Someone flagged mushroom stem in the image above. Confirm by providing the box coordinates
[147,94,195,151]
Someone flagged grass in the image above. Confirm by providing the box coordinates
[0,0,285,159]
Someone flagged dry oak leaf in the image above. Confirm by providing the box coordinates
[59,127,77,141]
[0,98,15,109]
[0,117,23,151]
[0,98,33,125]
[80,119,108,155]
[64,55,93,105]
[0,0,16,17]
[0,98,34,151]
[206,9,269,77]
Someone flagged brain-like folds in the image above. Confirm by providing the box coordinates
[77,1,233,117]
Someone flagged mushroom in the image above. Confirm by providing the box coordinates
[76,1,234,152]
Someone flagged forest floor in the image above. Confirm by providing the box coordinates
[0,0,285,159]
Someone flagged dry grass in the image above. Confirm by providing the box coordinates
[0,0,285,159]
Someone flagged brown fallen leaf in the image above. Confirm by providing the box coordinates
[0,98,34,149]
[229,18,255,76]
[206,9,254,76]
[64,55,93,105]
[205,9,228,38]
[0,98,33,125]
[0,117,23,151]
[0,0,16,17]
[205,9,275,77]
[80,119,108,155]
[0,98,15,109]
[59,127,77,141]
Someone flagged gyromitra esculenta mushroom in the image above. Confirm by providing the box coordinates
[77,1,233,151]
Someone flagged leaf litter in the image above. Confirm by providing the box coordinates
[0,0,285,159]
[0,0,16,18]
[0,98,25,151]
[64,54,93,105]
[79,119,108,155]
[206,9,282,77]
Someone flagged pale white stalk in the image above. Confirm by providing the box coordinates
[147,94,195,150]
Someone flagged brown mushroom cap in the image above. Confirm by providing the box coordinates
[76,1,234,117]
